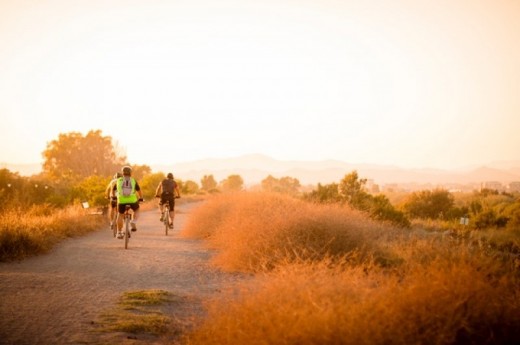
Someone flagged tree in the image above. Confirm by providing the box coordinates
[201,175,218,192]
[140,172,165,200]
[339,171,367,206]
[130,164,152,181]
[181,180,200,195]
[335,171,409,227]
[402,189,455,219]
[42,130,126,181]
[303,183,341,203]
[220,174,244,192]
[261,175,300,195]
[72,175,111,207]
[367,194,410,227]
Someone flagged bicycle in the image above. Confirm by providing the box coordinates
[161,200,171,236]
[158,195,180,236]
[122,205,133,249]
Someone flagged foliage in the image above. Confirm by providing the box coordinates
[453,190,520,230]
[503,200,520,231]
[367,194,411,227]
[401,189,455,220]
[129,164,152,181]
[261,175,301,195]
[72,175,111,207]
[42,130,126,181]
[200,174,218,192]
[140,172,166,200]
[0,169,58,209]
[305,171,409,227]
[220,174,244,192]
[303,183,341,203]
[181,180,200,195]
[339,170,367,205]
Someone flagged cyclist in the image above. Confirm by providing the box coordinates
[105,172,122,229]
[155,172,181,229]
[116,165,144,239]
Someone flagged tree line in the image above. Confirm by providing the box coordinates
[0,130,302,210]
[1,129,518,231]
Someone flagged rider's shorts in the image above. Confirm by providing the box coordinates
[118,202,140,214]
[159,193,175,210]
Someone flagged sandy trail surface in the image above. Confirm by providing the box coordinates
[0,202,244,345]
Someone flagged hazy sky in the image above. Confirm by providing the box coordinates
[1,0,519,169]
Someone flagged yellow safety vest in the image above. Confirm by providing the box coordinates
[117,177,138,204]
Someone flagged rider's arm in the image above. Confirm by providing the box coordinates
[175,185,181,198]
[135,181,144,200]
[155,182,162,196]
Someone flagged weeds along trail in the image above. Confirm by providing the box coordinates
[180,192,520,345]
[0,201,247,345]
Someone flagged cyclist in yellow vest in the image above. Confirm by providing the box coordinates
[116,166,144,239]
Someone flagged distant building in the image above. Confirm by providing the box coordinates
[509,182,520,193]
[482,181,503,192]
[382,183,399,193]
[365,179,380,194]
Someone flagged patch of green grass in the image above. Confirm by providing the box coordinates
[99,312,171,334]
[120,290,172,308]
[95,290,174,336]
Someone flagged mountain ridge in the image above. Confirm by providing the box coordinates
[152,154,520,187]
[3,155,520,188]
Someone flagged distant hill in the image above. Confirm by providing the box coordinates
[151,154,520,188]
[4,155,519,189]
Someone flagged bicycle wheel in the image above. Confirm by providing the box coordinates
[164,205,169,236]
[124,216,130,249]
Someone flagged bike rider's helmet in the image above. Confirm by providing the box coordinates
[113,172,122,179]
[167,172,174,179]
[122,166,132,176]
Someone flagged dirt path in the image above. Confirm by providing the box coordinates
[0,202,245,345]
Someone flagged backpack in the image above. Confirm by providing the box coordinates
[121,177,133,196]
[162,178,174,195]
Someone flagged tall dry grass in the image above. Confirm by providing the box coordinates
[186,250,519,345]
[181,192,401,272]
[0,205,105,261]
[181,192,520,345]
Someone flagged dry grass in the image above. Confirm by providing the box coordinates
[180,192,520,345]
[0,205,104,261]
[186,250,519,345]
[181,192,400,272]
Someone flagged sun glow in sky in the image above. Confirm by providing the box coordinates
[1,0,519,169]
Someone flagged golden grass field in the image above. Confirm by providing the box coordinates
[0,205,105,261]
[180,192,520,345]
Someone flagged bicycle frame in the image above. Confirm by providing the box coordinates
[162,201,170,236]
[123,205,132,249]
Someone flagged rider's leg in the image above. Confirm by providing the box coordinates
[158,203,164,220]
[110,206,117,225]
[116,204,124,231]
[130,203,139,231]
[108,204,113,224]
[168,210,174,228]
